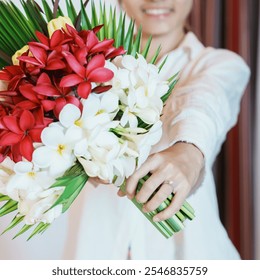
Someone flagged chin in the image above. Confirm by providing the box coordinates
[143,27,171,37]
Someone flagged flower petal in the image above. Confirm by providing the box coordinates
[0,132,22,146]
[34,84,60,97]
[65,126,83,144]
[86,54,105,76]
[41,127,64,148]
[62,51,85,78]
[87,68,114,83]
[41,100,56,111]
[78,157,99,177]
[86,31,99,50]
[20,136,34,161]
[35,31,49,46]
[89,39,114,54]
[60,74,83,87]
[74,139,90,158]
[81,92,100,117]
[28,44,47,65]
[45,59,66,70]
[137,107,160,124]
[77,81,91,99]
[100,93,119,113]
[29,128,43,143]
[19,110,35,131]
[33,146,53,168]
[2,116,22,134]
[122,55,138,70]
[14,161,33,175]
[59,104,81,128]
[128,112,138,128]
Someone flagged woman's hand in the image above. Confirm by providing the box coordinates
[88,177,110,188]
[118,142,204,222]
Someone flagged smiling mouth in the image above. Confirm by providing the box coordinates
[142,8,174,16]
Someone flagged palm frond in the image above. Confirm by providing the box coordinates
[0,199,18,217]
[42,0,54,22]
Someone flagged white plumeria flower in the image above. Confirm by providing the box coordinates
[20,189,63,225]
[76,123,140,183]
[79,157,114,182]
[60,94,119,131]
[121,54,159,86]
[5,161,55,201]
[108,54,169,126]
[120,121,162,168]
[82,94,119,130]
[105,61,130,91]
[0,157,15,195]
[120,106,138,128]
[32,126,79,176]
[77,129,123,182]
[124,88,163,125]
[113,156,136,186]
[137,121,163,168]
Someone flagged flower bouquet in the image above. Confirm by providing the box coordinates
[0,0,195,240]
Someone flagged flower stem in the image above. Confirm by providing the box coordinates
[119,175,195,239]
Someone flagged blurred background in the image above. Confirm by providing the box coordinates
[13,0,260,260]
[187,0,259,260]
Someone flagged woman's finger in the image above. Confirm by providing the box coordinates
[125,155,161,199]
[142,181,174,213]
[89,177,110,188]
[153,184,190,222]
[135,169,167,204]
[117,189,126,197]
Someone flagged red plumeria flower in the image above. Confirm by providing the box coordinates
[18,44,66,71]
[104,46,126,60]
[66,24,126,59]
[0,110,51,161]
[0,65,26,92]
[60,53,114,98]
[0,104,7,117]
[32,30,73,51]
[18,29,72,71]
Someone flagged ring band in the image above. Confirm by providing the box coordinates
[164,180,176,193]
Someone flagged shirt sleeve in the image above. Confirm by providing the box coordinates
[162,48,250,167]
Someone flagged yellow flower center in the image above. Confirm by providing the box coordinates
[28,172,36,178]
[96,109,105,115]
[57,144,66,155]
[74,119,82,127]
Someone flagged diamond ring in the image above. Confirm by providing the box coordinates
[163,180,176,193]
[164,180,174,186]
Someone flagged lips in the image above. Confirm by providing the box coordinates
[142,8,174,16]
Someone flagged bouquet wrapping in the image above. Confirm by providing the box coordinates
[0,0,194,239]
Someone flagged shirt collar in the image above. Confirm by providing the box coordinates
[176,31,205,60]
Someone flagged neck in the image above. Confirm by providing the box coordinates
[141,28,186,62]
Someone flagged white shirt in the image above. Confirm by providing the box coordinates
[0,32,250,260]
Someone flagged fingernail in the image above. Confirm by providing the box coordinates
[142,207,148,213]
[153,217,160,222]
[117,190,125,197]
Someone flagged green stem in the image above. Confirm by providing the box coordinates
[131,197,172,238]
[120,175,195,238]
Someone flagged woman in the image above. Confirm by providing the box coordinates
[0,0,250,260]
[115,0,250,259]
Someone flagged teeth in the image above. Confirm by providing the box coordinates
[143,9,172,15]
